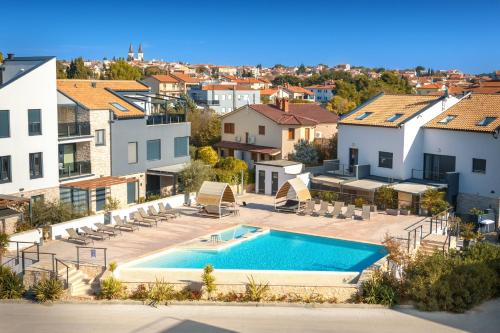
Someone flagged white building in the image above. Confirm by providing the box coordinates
[0,55,60,201]
[306,84,336,103]
[255,160,309,195]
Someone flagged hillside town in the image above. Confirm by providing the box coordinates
[1,10,500,333]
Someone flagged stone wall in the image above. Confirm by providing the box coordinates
[0,214,21,235]
[89,109,111,177]
[8,186,60,202]
[457,192,499,223]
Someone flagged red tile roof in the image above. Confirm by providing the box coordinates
[306,84,336,89]
[418,83,443,89]
[151,74,179,83]
[248,103,338,125]
[201,84,256,91]
[259,88,279,95]
[170,72,200,84]
[284,85,314,95]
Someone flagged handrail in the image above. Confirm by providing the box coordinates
[76,246,107,270]
[405,207,453,253]
[55,258,70,289]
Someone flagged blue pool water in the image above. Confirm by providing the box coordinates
[217,225,259,241]
[132,230,387,272]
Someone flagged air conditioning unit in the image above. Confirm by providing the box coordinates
[248,136,256,144]
[235,136,241,142]
[315,131,323,139]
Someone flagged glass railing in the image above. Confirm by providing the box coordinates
[59,161,92,179]
[58,122,91,138]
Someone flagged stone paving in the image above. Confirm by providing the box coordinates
[33,193,425,266]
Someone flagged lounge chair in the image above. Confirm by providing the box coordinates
[81,226,109,240]
[299,200,315,216]
[314,200,329,217]
[275,199,299,213]
[339,204,356,219]
[113,216,139,231]
[329,201,344,218]
[138,207,165,223]
[199,205,231,218]
[158,202,181,217]
[360,205,371,220]
[95,223,121,236]
[132,212,157,227]
[148,205,172,220]
[66,228,93,245]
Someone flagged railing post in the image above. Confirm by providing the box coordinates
[21,251,25,274]
[36,243,40,262]
[414,229,417,249]
[104,248,107,269]
[76,247,80,270]
[407,232,411,253]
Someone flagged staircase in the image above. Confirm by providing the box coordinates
[57,265,94,297]
[418,234,448,255]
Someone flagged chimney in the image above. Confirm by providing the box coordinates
[281,98,289,112]
[7,53,14,60]
[275,97,282,109]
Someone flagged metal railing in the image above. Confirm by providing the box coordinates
[405,208,453,253]
[58,122,91,137]
[55,258,70,288]
[59,160,92,178]
[76,246,107,270]
[146,113,186,125]
[324,161,355,177]
[411,169,447,182]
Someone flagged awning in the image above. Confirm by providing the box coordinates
[275,178,311,203]
[147,163,189,176]
[62,176,135,189]
[214,141,281,155]
[197,181,236,206]
[391,182,438,195]
[342,179,389,192]
[311,175,348,186]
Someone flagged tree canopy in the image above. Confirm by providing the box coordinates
[185,94,221,147]
[106,60,142,80]
[291,140,319,165]
[66,57,92,79]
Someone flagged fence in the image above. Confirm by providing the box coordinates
[404,208,454,253]
[76,246,107,270]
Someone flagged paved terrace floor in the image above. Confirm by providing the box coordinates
[31,194,425,266]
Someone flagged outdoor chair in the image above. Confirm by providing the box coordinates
[339,204,356,219]
[138,207,165,223]
[361,205,371,220]
[113,215,139,231]
[199,205,231,218]
[95,223,121,236]
[314,200,329,217]
[80,226,109,240]
[275,199,299,213]
[330,201,344,218]
[299,200,315,216]
[148,205,171,221]
[132,212,157,227]
[66,228,93,245]
[158,202,181,217]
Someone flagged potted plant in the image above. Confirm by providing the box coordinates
[461,222,477,248]
[399,204,410,215]
[468,207,484,223]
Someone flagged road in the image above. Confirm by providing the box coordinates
[0,300,498,333]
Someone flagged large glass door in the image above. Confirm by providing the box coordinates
[424,153,456,181]
[258,170,265,194]
[271,172,279,195]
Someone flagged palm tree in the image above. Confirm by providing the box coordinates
[0,232,9,265]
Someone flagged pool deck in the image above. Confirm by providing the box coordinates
[32,193,425,267]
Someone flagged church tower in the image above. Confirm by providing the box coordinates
[127,43,134,61]
[137,43,144,62]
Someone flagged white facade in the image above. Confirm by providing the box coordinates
[338,96,460,180]
[255,161,309,195]
[307,87,335,103]
[0,57,59,199]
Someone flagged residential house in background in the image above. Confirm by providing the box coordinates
[281,83,315,101]
[0,55,60,202]
[306,84,336,103]
[142,74,183,97]
[216,98,338,168]
[57,79,191,212]
[221,75,271,89]
[416,83,446,95]
[189,84,261,114]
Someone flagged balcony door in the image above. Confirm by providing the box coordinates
[424,153,456,181]
[349,148,358,173]
[59,144,75,173]
[258,170,265,194]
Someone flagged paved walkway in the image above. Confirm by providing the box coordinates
[1,300,498,333]
[29,194,424,267]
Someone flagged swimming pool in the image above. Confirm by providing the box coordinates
[130,229,387,272]
[217,225,259,241]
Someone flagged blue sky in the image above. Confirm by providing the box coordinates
[1,0,499,73]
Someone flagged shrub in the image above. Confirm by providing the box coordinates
[375,186,397,209]
[202,264,216,300]
[245,276,269,302]
[99,276,125,300]
[290,140,319,165]
[108,261,118,273]
[354,197,366,208]
[130,284,149,301]
[196,146,218,166]
[421,189,448,215]
[175,287,202,301]
[32,278,64,302]
[0,266,25,299]
[148,278,175,305]
[360,270,400,307]
[0,232,8,264]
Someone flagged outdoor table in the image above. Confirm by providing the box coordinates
[479,219,495,233]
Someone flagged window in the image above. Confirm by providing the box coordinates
[29,152,43,179]
[0,110,9,138]
[28,109,42,135]
[472,158,486,173]
[111,102,128,112]
[355,112,373,120]
[288,128,295,140]
[174,137,189,157]
[477,116,497,126]
[378,151,393,169]
[127,142,138,164]
[224,123,235,134]
[386,113,403,122]
[259,125,265,135]
[147,139,161,161]
[438,115,456,124]
[95,187,106,211]
[0,156,11,183]
[127,182,137,204]
[95,129,105,146]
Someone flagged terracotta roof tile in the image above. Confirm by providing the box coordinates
[284,85,314,95]
[201,84,256,91]
[170,72,201,84]
[339,94,440,128]
[151,74,179,83]
[57,79,149,118]
[424,93,500,133]
[248,103,338,125]
[306,84,336,89]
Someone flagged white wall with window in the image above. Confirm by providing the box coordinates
[0,57,59,198]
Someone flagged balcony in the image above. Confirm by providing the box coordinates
[193,99,220,106]
[59,161,92,179]
[58,122,91,138]
[146,113,186,126]
[411,169,448,183]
